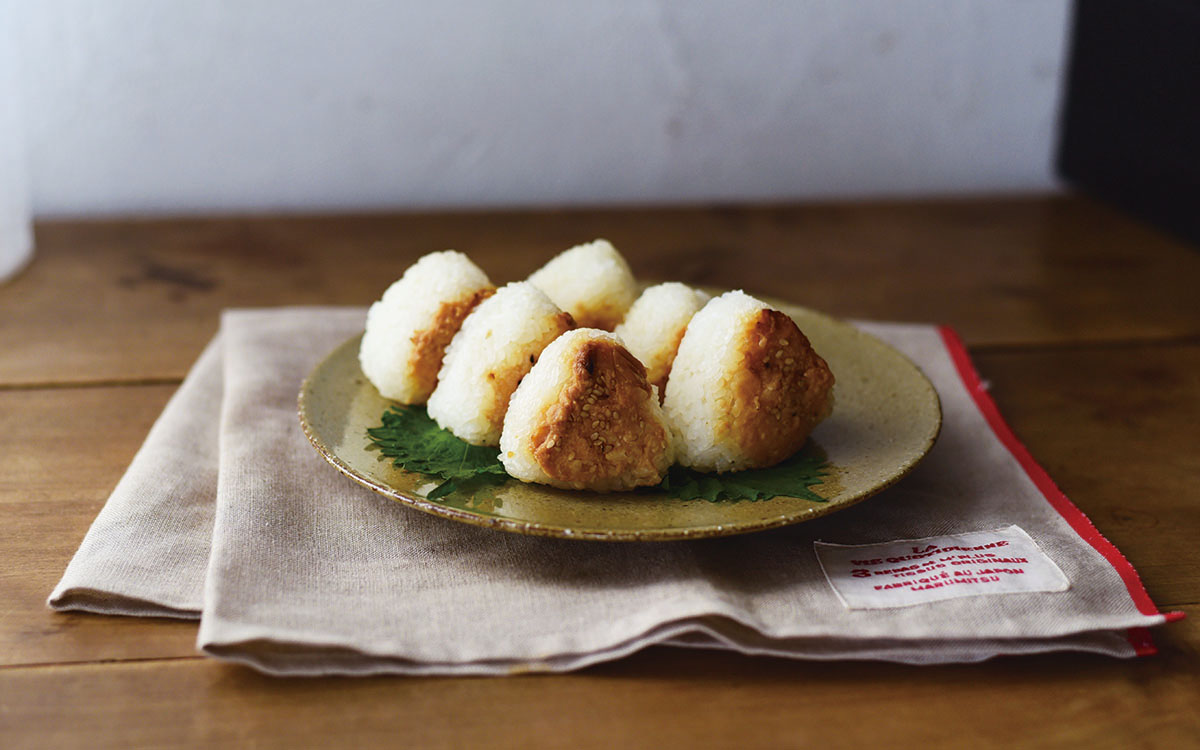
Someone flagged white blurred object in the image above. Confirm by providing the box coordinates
[0,10,33,282]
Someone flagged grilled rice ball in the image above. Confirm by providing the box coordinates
[359,251,494,404]
[427,281,574,446]
[500,329,674,491]
[614,282,710,400]
[527,239,637,331]
[663,290,835,473]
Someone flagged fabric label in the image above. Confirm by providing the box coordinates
[814,525,1070,610]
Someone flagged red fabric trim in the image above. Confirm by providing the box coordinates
[936,327,1181,656]
[1125,627,1158,657]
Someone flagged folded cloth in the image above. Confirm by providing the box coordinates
[50,308,1178,675]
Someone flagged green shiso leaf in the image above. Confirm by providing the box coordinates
[656,448,830,503]
[367,405,829,504]
[366,405,508,498]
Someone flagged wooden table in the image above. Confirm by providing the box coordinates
[2,196,1198,747]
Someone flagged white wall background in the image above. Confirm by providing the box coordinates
[7,0,1072,216]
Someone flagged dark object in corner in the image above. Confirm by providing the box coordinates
[1057,0,1200,247]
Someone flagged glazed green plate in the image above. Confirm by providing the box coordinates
[298,302,941,541]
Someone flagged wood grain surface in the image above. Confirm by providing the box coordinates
[5,198,1200,386]
[1,196,1197,748]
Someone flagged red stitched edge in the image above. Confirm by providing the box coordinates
[937,326,1183,657]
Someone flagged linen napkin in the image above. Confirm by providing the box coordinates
[50,307,1177,675]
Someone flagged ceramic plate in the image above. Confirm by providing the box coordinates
[298,302,941,541]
